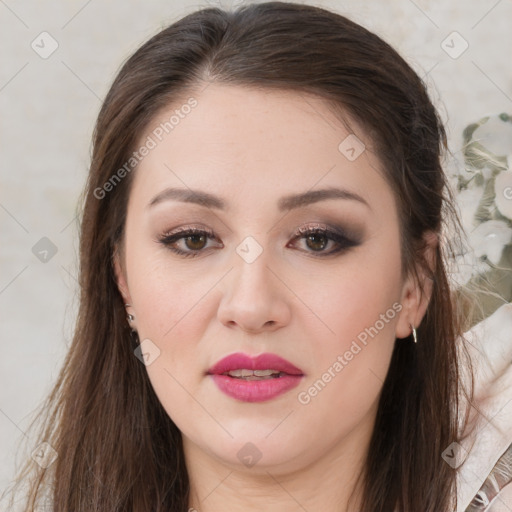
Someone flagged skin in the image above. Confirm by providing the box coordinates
[114,83,436,511]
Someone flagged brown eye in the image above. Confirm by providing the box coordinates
[158,227,220,258]
[183,234,208,251]
[290,225,361,256]
[305,233,328,251]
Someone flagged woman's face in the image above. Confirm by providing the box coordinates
[114,84,425,474]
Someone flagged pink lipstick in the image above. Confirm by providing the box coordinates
[207,352,304,403]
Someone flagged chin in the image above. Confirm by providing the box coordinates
[193,425,309,472]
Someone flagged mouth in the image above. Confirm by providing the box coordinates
[207,352,304,402]
[220,369,288,380]
[207,351,304,377]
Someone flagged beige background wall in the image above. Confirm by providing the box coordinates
[1,0,511,497]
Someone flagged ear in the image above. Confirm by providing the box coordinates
[112,244,132,306]
[395,230,438,339]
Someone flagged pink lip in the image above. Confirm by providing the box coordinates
[208,352,304,375]
[207,352,304,403]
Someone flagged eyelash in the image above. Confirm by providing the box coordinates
[157,224,360,259]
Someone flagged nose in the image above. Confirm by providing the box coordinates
[216,248,292,334]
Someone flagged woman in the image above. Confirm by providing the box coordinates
[4,2,484,510]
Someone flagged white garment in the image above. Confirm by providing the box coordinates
[456,302,512,511]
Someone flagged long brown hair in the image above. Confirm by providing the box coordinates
[3,2,475,511]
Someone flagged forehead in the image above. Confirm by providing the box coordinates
[129,84,395,217]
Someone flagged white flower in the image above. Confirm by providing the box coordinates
[469,220,512,265]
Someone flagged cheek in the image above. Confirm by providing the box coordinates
[293,292,398,447]
[304,241,403,349]
[126,242,215,341]
[128,256,222,408]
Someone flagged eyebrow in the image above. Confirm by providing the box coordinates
[147,186,371,212]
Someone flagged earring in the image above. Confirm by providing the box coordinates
[125,304,138,343]
[125,303,134,322]
[410,323,418,344]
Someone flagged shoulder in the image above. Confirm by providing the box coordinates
[456,303,512,512]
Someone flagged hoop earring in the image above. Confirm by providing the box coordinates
[410,324,418,344]
[125,303,135,322]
